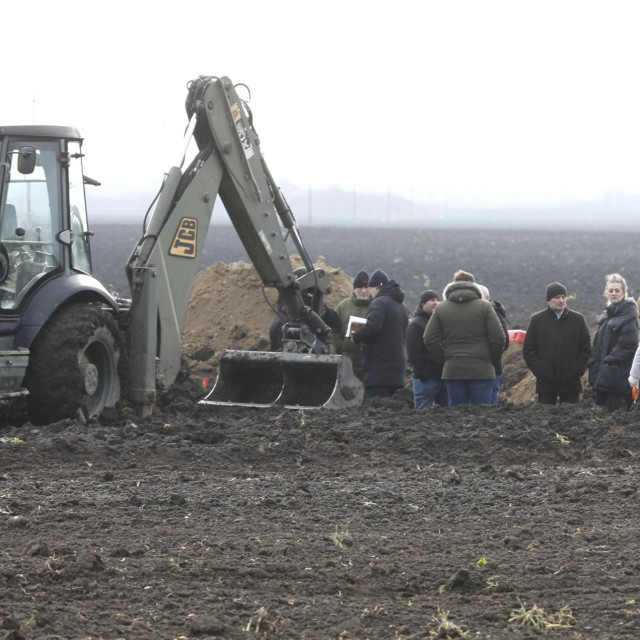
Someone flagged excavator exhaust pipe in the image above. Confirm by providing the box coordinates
[200,350,364,409]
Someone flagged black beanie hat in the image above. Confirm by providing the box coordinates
[368,269,389,288]
[420,290,439,305]
[353,271,369,288]
[546,282,567,301]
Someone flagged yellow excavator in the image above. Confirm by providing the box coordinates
[0,76,363,424]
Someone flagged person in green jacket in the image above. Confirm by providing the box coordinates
[424,279,505,406]
[333,271,371,380]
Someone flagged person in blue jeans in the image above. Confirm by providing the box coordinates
[406,290,449,409]
[424,279,505,406]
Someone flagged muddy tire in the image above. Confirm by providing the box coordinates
[25,303,122,424]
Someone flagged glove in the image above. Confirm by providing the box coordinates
[629,375,639,388]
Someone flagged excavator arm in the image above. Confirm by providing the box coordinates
[126,76,361,415]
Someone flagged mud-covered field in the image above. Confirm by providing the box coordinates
[3,394,640,639]
[3,226,640,639]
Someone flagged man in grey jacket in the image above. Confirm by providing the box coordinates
[424,279,505,406]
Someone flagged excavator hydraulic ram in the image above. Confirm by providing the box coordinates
[200,350,364,410]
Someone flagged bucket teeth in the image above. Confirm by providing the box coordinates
[199,350,364,409]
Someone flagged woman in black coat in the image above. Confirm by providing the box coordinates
[589,273,639,412]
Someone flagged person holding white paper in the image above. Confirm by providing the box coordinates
[333,271,371,380]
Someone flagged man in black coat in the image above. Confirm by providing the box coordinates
[406,290,448,409]
[523,282,592,404]
[353,269,409,398]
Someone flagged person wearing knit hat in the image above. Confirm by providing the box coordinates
[522,282,591,405]
[420,290,439,306]
[406,290,448,409]
[332,270,372,380]
[353,271,369,289]
[352,270,409,398]
[546,282,567,301]
[368,269,389,289]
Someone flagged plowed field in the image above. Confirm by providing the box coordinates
[2,226,640,639]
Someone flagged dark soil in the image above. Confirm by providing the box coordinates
[93,225,640,330]
[2,226,640,638]
[3,392,640,638]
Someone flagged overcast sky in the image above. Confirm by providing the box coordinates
[3,0,639,210]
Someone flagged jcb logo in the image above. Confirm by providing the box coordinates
[169,218,198,258]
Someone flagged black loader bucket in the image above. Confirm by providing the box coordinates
[200,350,364,409]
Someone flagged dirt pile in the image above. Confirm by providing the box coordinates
[182,257,356,377]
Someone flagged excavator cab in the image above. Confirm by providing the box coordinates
[0,128,93,312]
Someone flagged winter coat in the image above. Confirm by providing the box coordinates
[423,281,505,380]
[352,280,409,388]
[332,292,371,379]
[406,307,443,382]
[589,298,639,395]
[491,299,510,376]
[522,307,592,395]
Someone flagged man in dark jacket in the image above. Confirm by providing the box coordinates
[406,290,448,409]
[523,282,592,404]
[353,269,409,398]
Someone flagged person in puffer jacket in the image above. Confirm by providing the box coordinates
[352,269,409,398]
[589,273,639,412]
[423,279,505,406]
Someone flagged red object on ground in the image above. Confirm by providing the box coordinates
[508,330,526,345]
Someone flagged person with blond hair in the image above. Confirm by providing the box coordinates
[589,273,639,411]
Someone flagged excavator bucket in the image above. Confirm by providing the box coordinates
[200,350,364,409]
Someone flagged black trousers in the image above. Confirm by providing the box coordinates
[595,391,631,412]
[538,392,579,405]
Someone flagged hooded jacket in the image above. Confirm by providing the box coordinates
[589,298,639,395]
[352,280,409,388]
[423,281,505,380]
[523,306,592,395]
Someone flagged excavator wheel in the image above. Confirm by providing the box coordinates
[25,303,123,424]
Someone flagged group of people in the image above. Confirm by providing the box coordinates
[524,273,640,412]
[334,267,510,408]
[271,266,640,412]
